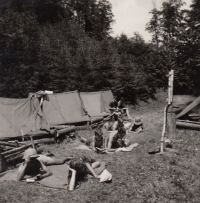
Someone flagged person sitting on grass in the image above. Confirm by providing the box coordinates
[68,155,102,191]
[17,148,73,181]
[77,125,106,153]
[106,119,131,152]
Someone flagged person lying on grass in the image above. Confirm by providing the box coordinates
[68,155,102,191]
[130,118,144,133]
[77,125,106,153]
[17,148,73,181]
[106,119,131,152]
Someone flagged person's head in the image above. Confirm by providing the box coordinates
[134,118,142,126]
[22,148,40,166]
[23,148,39,160]
[70,157,88,181]
[117,100,122,106]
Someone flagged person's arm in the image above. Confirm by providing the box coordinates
[85,163,100,178]
[17,162,28,181]
[68,168,76,191]
[36,161,52,180]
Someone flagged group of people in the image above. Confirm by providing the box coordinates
[17,96,144,191]
[108,97,144,133]
[17,148,103,191]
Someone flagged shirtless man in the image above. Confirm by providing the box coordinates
[77,126,106,153]
[17,148,73,181]
[106,122,131,152]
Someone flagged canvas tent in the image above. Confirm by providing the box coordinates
[0,95,50,139]
[0,90,114,140]
[101,90,115,113]
[43,91,90,125]
[80,91,114,118]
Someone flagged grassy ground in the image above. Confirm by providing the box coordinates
[1,91,200,203]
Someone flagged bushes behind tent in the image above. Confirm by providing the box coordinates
[0,1,169,104]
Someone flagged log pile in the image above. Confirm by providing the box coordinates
[0,138,55,173]
[0,124,90,172]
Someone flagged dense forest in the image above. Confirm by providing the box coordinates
[0,0,199,103]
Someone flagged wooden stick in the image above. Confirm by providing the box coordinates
[0,146,15,151]
[30,136,35,149]
[160,105,169,152]
[160,70,174,153]
[4,150,24,159]
[0,141,21,147]
[1,143,34,156]
[8,141,25,146]
[34,138,55,144]
[6,147,43,163]
[176,119,200,125]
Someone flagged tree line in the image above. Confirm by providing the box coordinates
[0,0,199,103]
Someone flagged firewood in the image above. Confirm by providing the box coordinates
[1,146,15,151]
[176,121,200,130]
[0,141,21,147]
[58,126,76,136]
[33,138,55,144]
[1,143,34,156]
[76,126,88,131]
[4,150,23,159]
[5,147,43,163]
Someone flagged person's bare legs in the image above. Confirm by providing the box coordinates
[91,161,100,169]
[79,137,88,143]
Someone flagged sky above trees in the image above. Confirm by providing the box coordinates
[109,0,192,41]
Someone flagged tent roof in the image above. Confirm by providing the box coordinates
[80,91,113,118]
[43,91,90,125]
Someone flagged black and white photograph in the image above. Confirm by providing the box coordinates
[0,0,199,202]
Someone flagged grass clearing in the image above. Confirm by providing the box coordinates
[0,91,200,203]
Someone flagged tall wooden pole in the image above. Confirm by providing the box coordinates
[160,70,174,153]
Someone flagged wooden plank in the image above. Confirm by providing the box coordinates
[177,119,200,125]
[176,121,200,130]
[176,96,200,119]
